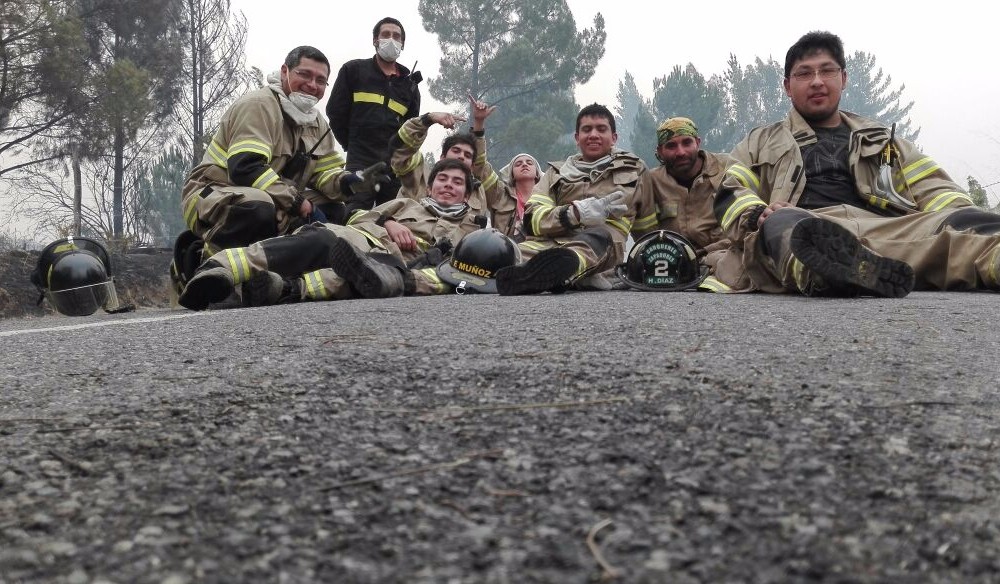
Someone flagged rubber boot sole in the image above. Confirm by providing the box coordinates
[496,247,580,295]
[328,238,403,298]
[790,217,914,298]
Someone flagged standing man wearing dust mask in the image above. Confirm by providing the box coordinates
[326,17,422,212]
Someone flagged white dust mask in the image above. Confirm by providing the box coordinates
[377,38,403,62]
[288,91,318,113]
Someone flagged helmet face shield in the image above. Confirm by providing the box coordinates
[32,236,131,316]
[616,230,708,291]
[46,280,114,316]
[436,228,521,294]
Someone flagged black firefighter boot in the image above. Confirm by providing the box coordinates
[328,237,410,298]
[788,217,914,298]
[178,249,255,311]
[241,272,303,307]
[495,247,580,295]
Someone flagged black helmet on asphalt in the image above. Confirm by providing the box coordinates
[615,230,708,291]
[436,228,521,294]
[31,237,121,316]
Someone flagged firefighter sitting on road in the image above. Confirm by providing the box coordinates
[494,103,646,295]
[390,93,518,238]
[178,159,488,310]
[172,46,388,300]
[630,117,738,292]
[713,31,1000,297]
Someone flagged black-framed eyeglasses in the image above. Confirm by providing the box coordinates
[789,67,842,82]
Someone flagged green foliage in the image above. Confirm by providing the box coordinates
[628,99,657,169]
[1,0,88,178]
[613,71,642,153]
[627,52,920,155]
[419,0,606,165]
[651,64,726,151]
[716,55,786,151]
[490,88,578,166]
[841,51,918,141]
[967,175,989,208]
[137,145,188,246]
[69,0,185,237]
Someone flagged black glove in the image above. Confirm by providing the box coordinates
[405,238,454,269]
[341,162,390,196]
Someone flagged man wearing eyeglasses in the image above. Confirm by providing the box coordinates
[713,31,1000,296]
[174,46,382,303]
[327,17,422,207]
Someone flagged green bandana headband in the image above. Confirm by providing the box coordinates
[656,117,698,144]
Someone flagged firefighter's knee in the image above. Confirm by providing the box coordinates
[572,229,613,258]
[936,207,1000,235]
[212,200,278,248]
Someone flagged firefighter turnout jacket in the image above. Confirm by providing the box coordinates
[390,115,517,236]
[326,57,420,172]
[715,109,972,244]
[181,86,349,245]
[632,150,734,269]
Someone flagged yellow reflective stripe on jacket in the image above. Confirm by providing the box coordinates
[314,152,345,173]
[519,240,550,252]
[315,168,340,189]
[387,99,408,116]
[720,193,766,230]
[631,212,658,233]
[569,249,587,278]
[527,191,557,235]
[697,276,732,293]
[606,216,632,236]
[397,126,421,150]
[399,153,422,175]
[346,226,387,250]
[987,246,1000,289]
[183,196,200,230]
[921,191,974,212]
[229,139,272,161]
[353,92,383,105]
[901,157,938,187]
[225,248,252,284]
[726,164,760,193]
[252,167,280,190]
[481,170,499,191]
[207,140,228,167]
[865,195,892,211]
[419,267,448,294]
[353,91,408,117]
[303,270,330,300]
[791,257,808,294]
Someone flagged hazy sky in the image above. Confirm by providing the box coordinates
[233,1,999,203]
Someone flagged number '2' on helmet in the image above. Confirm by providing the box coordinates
[615,230,708,292]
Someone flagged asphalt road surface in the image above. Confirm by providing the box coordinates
[1,291,999,583]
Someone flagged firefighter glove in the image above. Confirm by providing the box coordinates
[572,190,628,226]
[347,161,391,195]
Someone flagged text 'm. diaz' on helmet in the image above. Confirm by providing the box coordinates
[436,228,521,294]
[615,230,709,292]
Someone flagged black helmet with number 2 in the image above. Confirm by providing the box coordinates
[615,230,708,291]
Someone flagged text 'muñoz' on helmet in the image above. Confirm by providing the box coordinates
[436,228,521,294]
